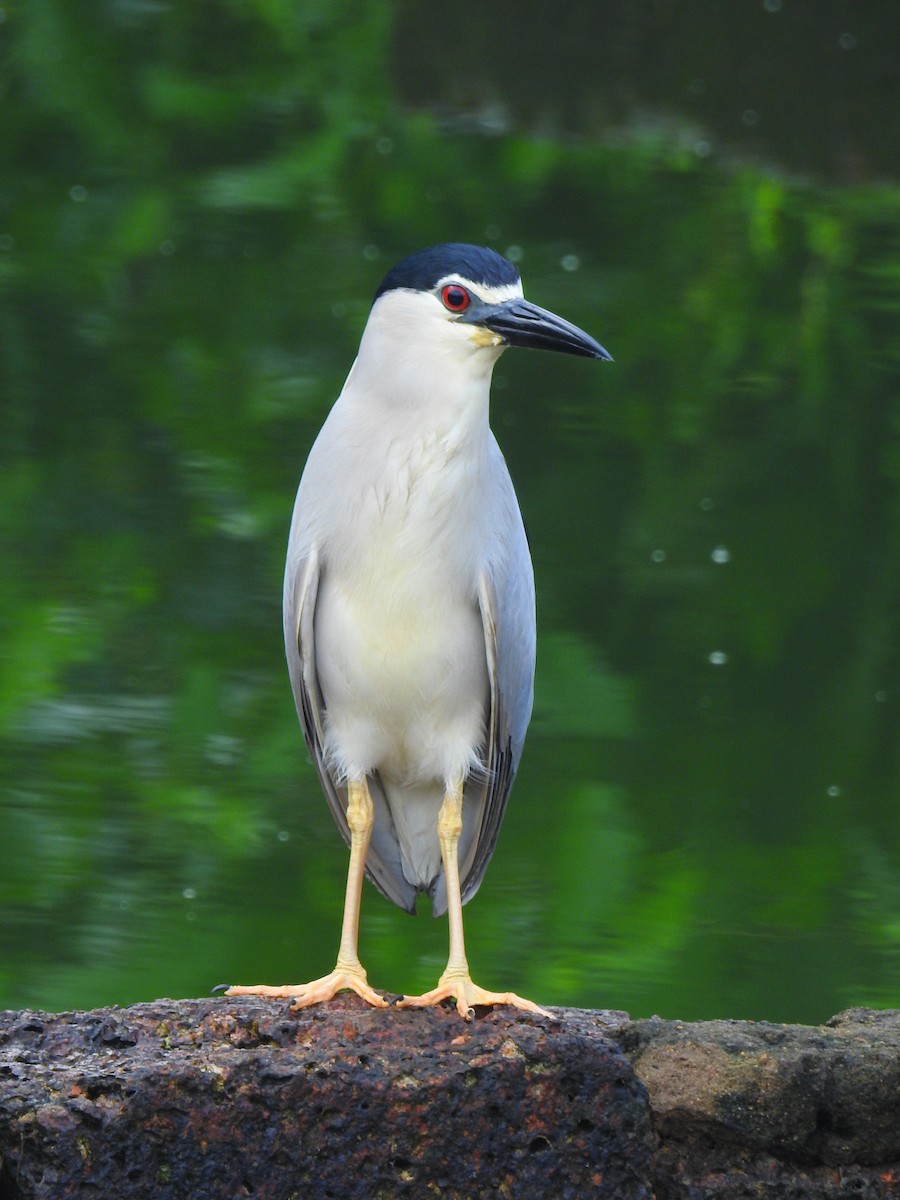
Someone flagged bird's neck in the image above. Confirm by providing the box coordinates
[341,359,492,502]
[310,345,499,584]
[354,322,499,446]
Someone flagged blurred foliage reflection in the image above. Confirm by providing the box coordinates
[1,0,899,1023]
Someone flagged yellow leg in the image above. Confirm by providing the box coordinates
[226,778,388,1011]
[397,783,551,1022]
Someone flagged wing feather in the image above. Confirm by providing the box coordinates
[283,547,418,913]
[433,439,536,915]
[456,568,533,905]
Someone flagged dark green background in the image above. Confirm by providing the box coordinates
[2,0,899,1024]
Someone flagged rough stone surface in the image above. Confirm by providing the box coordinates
[0,998,650,1200]
[624,1006,900,1199]
[3,999,900,1199]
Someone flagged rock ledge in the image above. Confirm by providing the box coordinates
[1,999,898,1199]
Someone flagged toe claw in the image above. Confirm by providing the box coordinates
[221,968,390,1011]
[398,973,549,1020]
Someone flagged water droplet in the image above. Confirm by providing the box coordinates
[651,549,667,563]
[742,109,759,126]
[700,497,714,511]
[875,690,888,703]
[485,224,501,241]
[838,32,856,49]
[708,650,728,666]
[694,139,712,158]
[362,244,379,261]
[826,785,841,798]
[561,254,580,272]
[505,244,523,263]
[159,239,175,257]
[711,545,731,564]
[69,184,88,202]
[277,830,290,843]
[182,887,197,900]
[763,0,782,12]
[375,136,393,155]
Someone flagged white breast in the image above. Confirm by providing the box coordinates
[297,349,500,779]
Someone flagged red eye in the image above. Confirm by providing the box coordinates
[441,284,471,312]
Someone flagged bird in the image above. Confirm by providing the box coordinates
[226,244,611,1020]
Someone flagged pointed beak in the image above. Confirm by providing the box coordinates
[463,297,612,361]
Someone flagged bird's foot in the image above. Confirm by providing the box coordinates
[396,969,552,1021]
[224,963,389,1011]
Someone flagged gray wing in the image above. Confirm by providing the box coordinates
[283,546,418,913]
[432,447,537,915]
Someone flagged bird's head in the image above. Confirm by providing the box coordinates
[368,243,612,369]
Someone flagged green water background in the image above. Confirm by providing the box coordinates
[2,1,899,1023]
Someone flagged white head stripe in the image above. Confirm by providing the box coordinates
[434,276,523,304]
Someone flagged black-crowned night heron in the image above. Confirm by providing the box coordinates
[227,244,610,1019]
